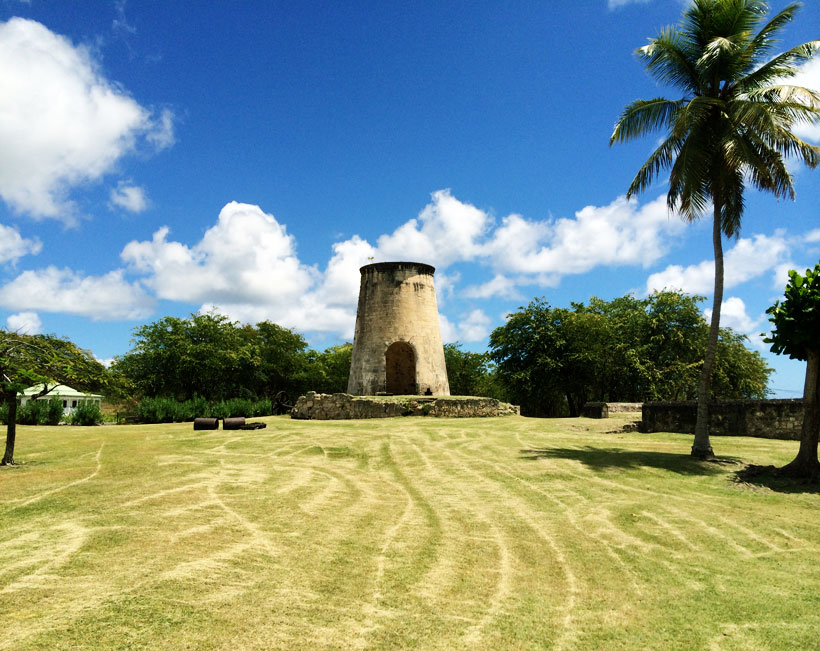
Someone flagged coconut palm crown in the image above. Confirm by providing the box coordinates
[611,0,820,458]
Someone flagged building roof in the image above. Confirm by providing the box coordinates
[21,384,102,400]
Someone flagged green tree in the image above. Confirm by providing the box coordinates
[765,264,820,479]
[443,343,506,399]
[489,292,770,417]
[112,313,258,401]
[488,299,569,417]
[252,321,311,398]
[1,331,107,465]
[611,0,820,458]
[111,314,313,405]
[299,344,353,396]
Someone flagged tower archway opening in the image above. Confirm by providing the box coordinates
[385,342,416,395]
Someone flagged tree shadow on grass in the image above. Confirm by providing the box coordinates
[732,465,820,495]
[520,446,742,476]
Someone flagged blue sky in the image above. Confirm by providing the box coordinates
[0,0,818,396]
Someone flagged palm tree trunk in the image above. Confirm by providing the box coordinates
[692,206,723,459]
[2,392,18,466]
[780,349,820,479]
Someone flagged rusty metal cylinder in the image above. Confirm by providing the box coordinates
[193,417,218,430]
[223,416,246,430]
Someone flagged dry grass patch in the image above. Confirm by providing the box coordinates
[1,416,819,649]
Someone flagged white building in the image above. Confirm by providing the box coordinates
[20,384,102,416]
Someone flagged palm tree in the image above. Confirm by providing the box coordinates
[611,0,820,459]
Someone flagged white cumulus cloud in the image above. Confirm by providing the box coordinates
[109,183,149,213]
[438,311,492,344]
[376,189,491,268]
[483,194,686,276]
[646,232,790,295]
[0,267,154,320]
[457,309,492,342]
[0,18,174,221]
[0,222,41,264]
[121,201,352,333]
[122,201,316,306]
[705,296,759,333]
[463,274,523,300]
[6,311,41,334]
[116,191,700,337]
[791,57,820,144]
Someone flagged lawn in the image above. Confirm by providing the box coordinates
[1,414,818,649]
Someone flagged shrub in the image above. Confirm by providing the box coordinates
[70,402,103,426]
[17,397,64,425]
[137,396,179,423]
[43,397,64,425]
[0,401,7,425]
[134,395,274,423]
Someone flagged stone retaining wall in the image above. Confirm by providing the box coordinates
[642,399,803,440]
[581,402,643,418]
[291,392,520,420]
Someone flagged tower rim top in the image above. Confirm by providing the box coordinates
[359,261,435,275]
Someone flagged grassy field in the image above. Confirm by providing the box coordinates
[1,414,819,649]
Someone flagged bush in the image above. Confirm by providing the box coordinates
[0,401,7,425]
[134,395,274,423]
[17,397,64,425]
[137,396,183,423]
[70,402,103,426]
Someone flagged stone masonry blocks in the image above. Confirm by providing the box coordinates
[347,262,450,396]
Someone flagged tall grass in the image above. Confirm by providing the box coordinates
[135,396,272,423]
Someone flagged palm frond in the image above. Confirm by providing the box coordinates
[668,134,711,221]
[744,3,801,65]
[637,28,700,92]
[610,98,685,144]
[716,165,745,237]
[738,40,820,91]
[743,85,820,114]
[625,135,683,198]
[613,0,819,233]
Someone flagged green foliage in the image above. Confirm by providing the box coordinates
[298,344,353,395]
[111,313,313,403]
[17,397,64,426]
[69,402,103,426]
[765,264,820,361]
[135,395,273,424]
[443,343,507,400]
[0,332,108,399]
[611,0,820,226]
[490,291,771,417]
[1,331,108,463]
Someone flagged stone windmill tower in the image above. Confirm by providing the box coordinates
[347,262,450,396]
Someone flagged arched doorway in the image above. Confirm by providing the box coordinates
[385,342,416,395]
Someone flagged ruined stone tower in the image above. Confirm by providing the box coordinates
[347,262,450,396]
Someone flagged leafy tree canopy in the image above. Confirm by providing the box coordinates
[489,291,771,417]
[1,331,107,465]
[443,344,507,400]
[765,264,820,361]
[764,263,820,478]
[110,313,352,406]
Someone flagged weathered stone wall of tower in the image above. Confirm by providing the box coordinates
[347,262,450,396]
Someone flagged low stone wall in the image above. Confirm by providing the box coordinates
[291,392,520,420]
[642,399,804,440]
[581,402,643,418]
